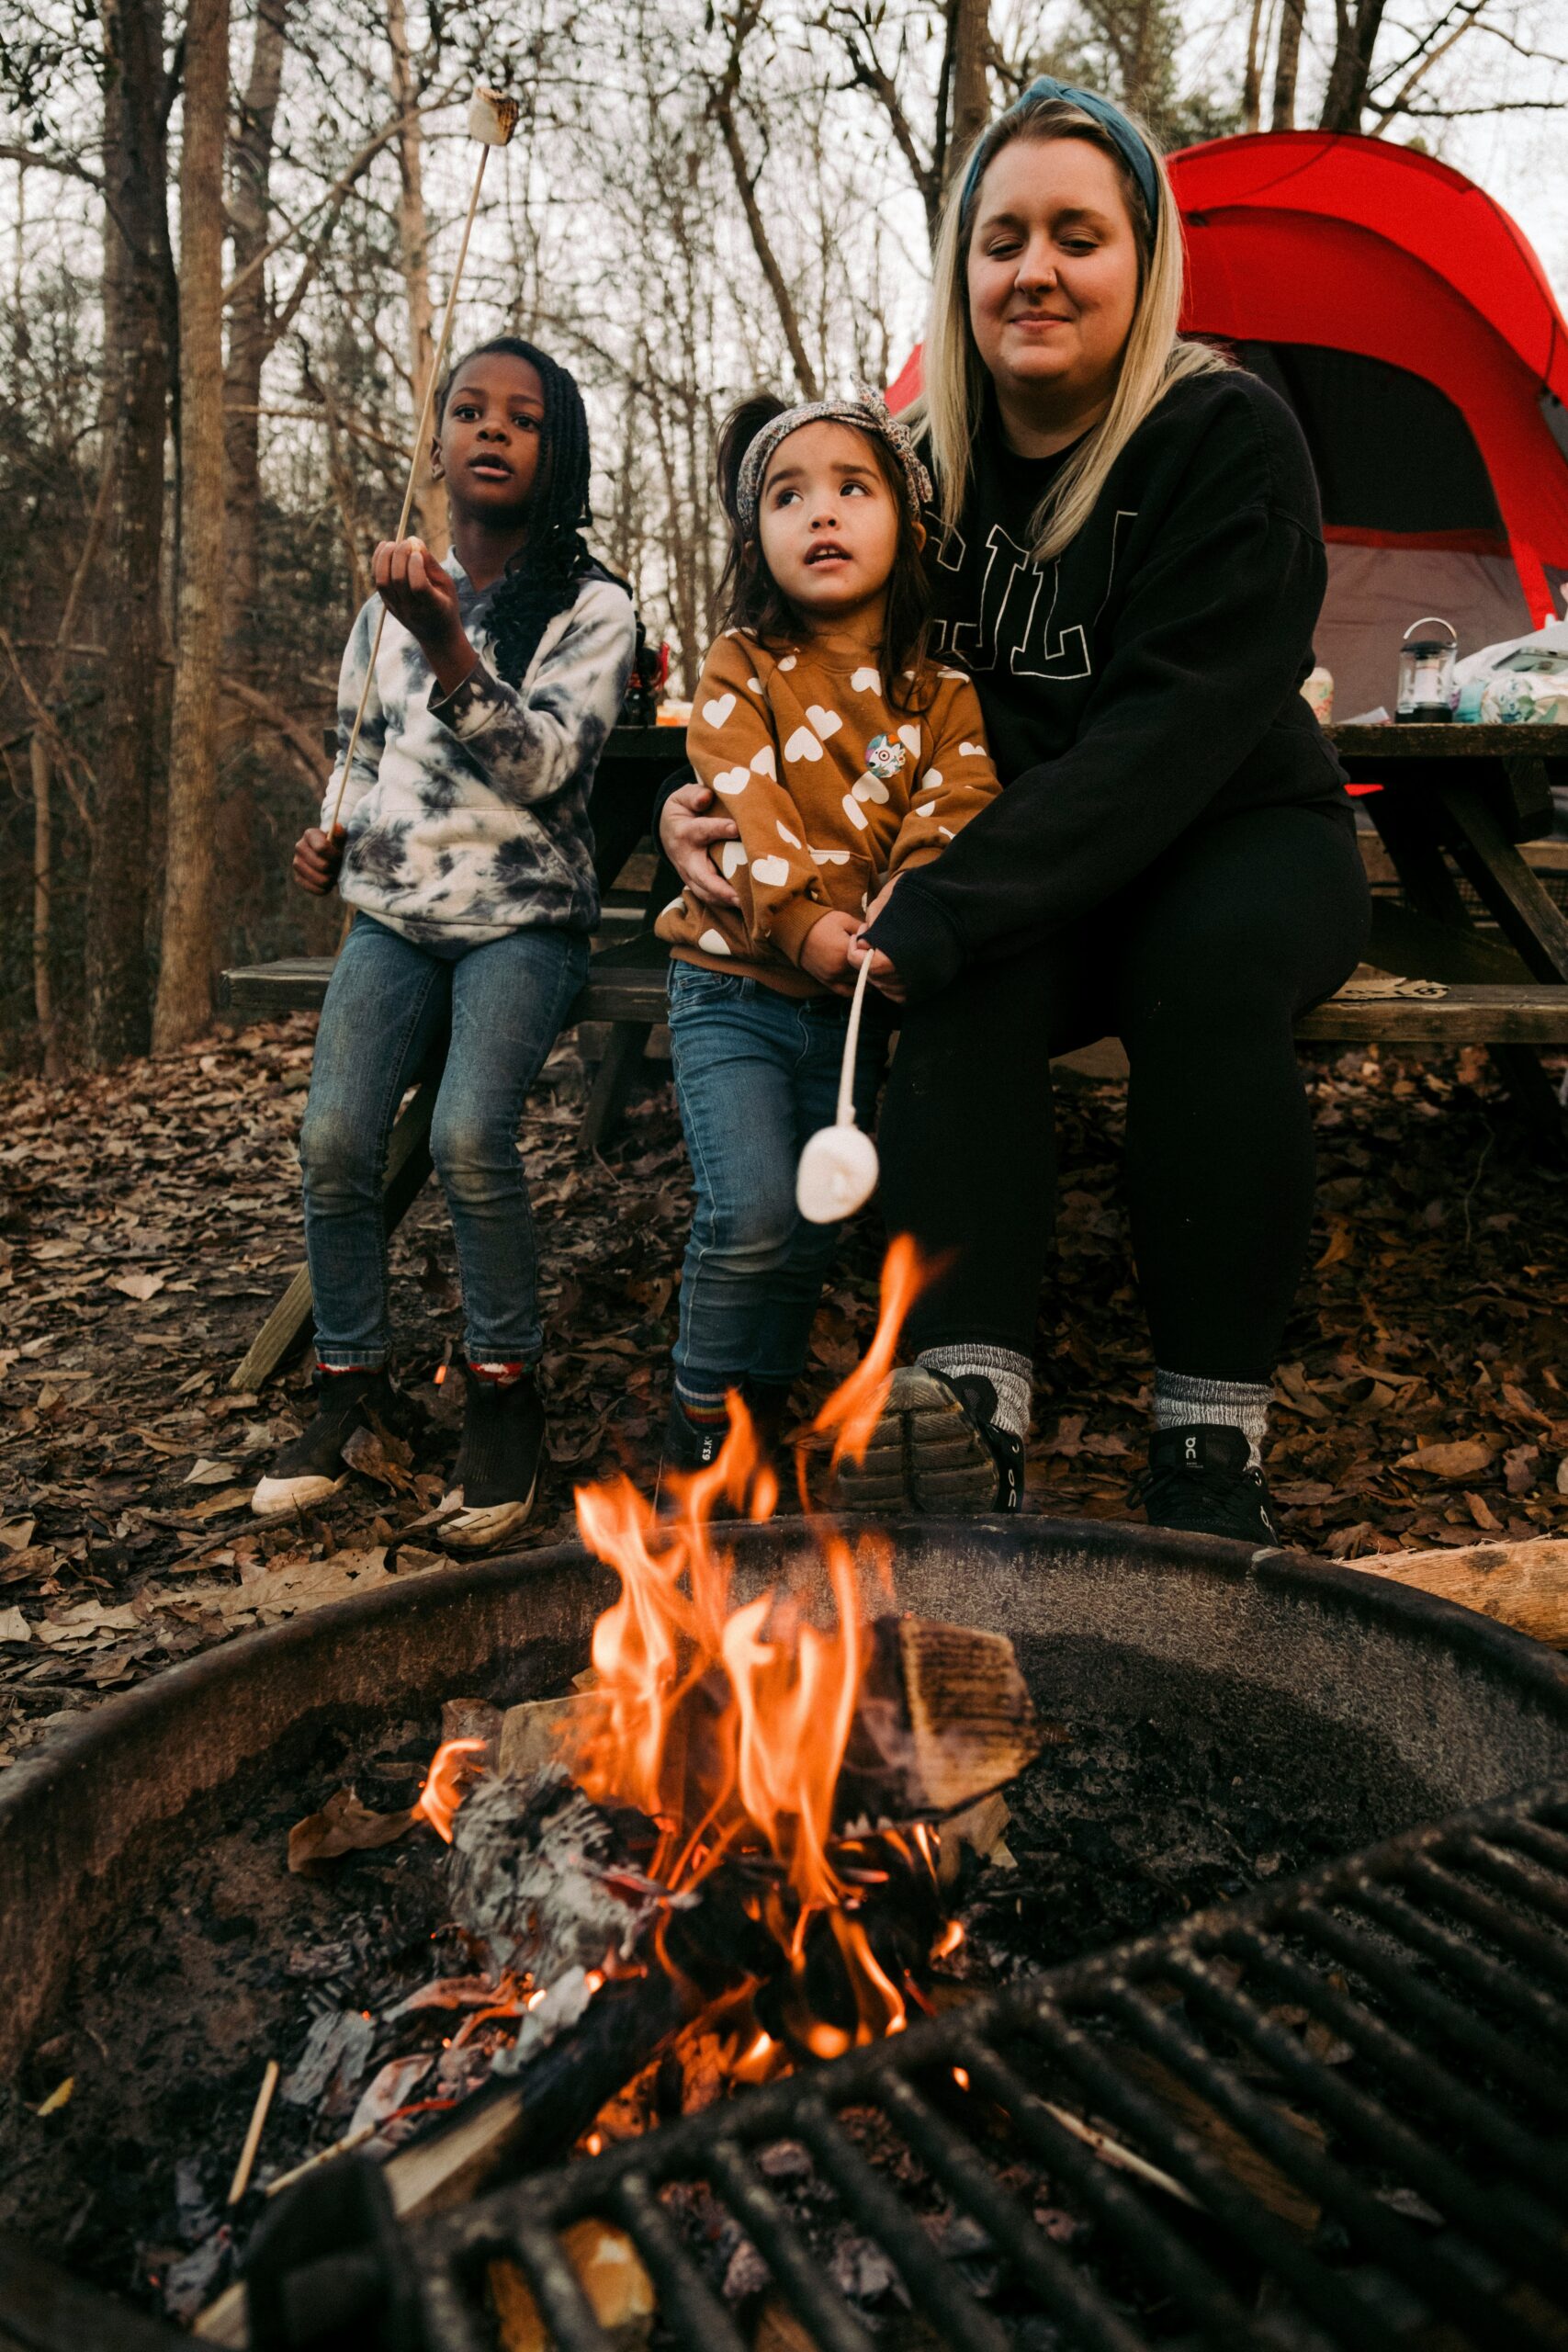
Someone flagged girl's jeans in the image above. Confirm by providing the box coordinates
[668,958,889,1400]
[299,913,588,1369]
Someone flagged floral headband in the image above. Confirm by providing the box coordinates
[734,390,933,538]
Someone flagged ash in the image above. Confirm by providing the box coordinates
[446,1765,673,1983]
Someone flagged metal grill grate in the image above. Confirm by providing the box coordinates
[406,1780,1568,2351]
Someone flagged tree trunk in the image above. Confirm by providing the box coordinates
[223,0,288,670]
[949,0,990,166]
[152,0,231,1053]
[386,0,447,554]
[1270,0,1305,130]
[89,0,169,1069]
[29,733,60,1078]
[1242,0,1268,131]
[1320,0,1388,133]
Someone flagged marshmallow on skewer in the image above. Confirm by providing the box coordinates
[797,1119,879,1224]
[796,953,881,1224]
[468,87,521,144]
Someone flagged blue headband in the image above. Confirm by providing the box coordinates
[960,76,1160,229]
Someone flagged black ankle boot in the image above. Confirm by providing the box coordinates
[1140,1424,1280,1544]
[744,1382,795,1462]
[660,1395,728,1478]
[440,1365,546,1551]
[252,1367,396,1515]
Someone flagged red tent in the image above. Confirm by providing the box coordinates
[1171,131,1568,715]
[890,132,1568,717]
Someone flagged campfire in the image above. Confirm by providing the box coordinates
[353,1238,1043,2182]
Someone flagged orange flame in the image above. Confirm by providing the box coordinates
[812,1234,931,1468]
[415,1737,488,1842]
[417,1243,954,2060]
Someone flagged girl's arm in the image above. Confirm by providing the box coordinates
[683,639,853,973]
[884,679,1003,876]
[431,576,636,808]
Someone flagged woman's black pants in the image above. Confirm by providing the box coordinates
[879,803,1371,1384]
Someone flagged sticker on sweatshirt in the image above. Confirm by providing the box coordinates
[864,731,907,779]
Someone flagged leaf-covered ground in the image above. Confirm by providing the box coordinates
[2,1022,1565,1773]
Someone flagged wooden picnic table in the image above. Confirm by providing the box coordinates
[220,718,1568,1388]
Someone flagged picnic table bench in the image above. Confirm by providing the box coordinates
[220,720,1568,1389]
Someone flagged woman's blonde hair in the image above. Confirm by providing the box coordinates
[913,94,1228,560]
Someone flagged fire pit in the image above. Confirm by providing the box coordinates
[2,1511,1566,2349]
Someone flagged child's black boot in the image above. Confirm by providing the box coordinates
[441,1363,546,1551]
[252,1366,397,1516]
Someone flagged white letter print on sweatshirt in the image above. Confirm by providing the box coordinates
[931,512,1136,682]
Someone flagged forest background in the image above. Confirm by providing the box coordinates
[3,0,1566,1075]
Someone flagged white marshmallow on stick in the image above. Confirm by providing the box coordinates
[796,951,881,1223]
[323,89,519,844]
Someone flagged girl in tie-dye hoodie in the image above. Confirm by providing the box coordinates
[252,337,635,1549]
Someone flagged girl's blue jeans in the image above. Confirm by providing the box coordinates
[668,958,889,1400]
[299,913,588,1369]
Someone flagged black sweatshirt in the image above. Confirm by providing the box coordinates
[865,367,1350,1001]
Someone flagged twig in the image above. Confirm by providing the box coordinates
[1043,2101,1200,2208]
[263,2119,377,2197]
[227,2057,280,2204]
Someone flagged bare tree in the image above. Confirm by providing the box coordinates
[153,0,231,1052]
[224,0,289,668]
[707,0,821,400]
[1271,0,1304,128]
[89,0,175,1069]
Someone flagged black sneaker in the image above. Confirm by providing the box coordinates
[252,1368,393,1516]
[440,1365,546,1550]
[1140,1424,1281,1544]
[834,1365,1024,1515]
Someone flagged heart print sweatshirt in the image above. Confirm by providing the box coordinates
[656,630,1002,997]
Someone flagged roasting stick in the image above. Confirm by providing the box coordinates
[226,2058,280,2206]
[321,87,520,848]
[796,951,880,1222]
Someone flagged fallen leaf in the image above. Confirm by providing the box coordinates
[1395,1438,1495,1480]
[108,1271,165,1301]
[182,1456,237,1487]
[35,2077,73,2116]
[0,1520,36,1552]
[0,1608,32,1643]
[288,1785,418,1874]
[341,1422,414,1493]
[1314,1222,1353,1271]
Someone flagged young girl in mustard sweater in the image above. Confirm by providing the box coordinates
[657,391,1000,1470]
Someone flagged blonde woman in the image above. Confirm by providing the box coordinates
[660,79,1369,1540]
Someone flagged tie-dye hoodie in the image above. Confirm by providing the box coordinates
[324,552,636,946]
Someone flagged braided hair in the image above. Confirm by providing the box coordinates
[436,335,595,685]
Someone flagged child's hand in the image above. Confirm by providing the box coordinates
[293,826,344,896]
[800,910,861,993]
[372,539,475,691]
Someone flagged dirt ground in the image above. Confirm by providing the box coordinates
[3,1020,1566,1777]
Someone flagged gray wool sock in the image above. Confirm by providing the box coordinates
[1154,1369,1270,1469]
[919,1344,1032,1444]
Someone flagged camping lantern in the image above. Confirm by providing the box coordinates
[1396,617,1458,723]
